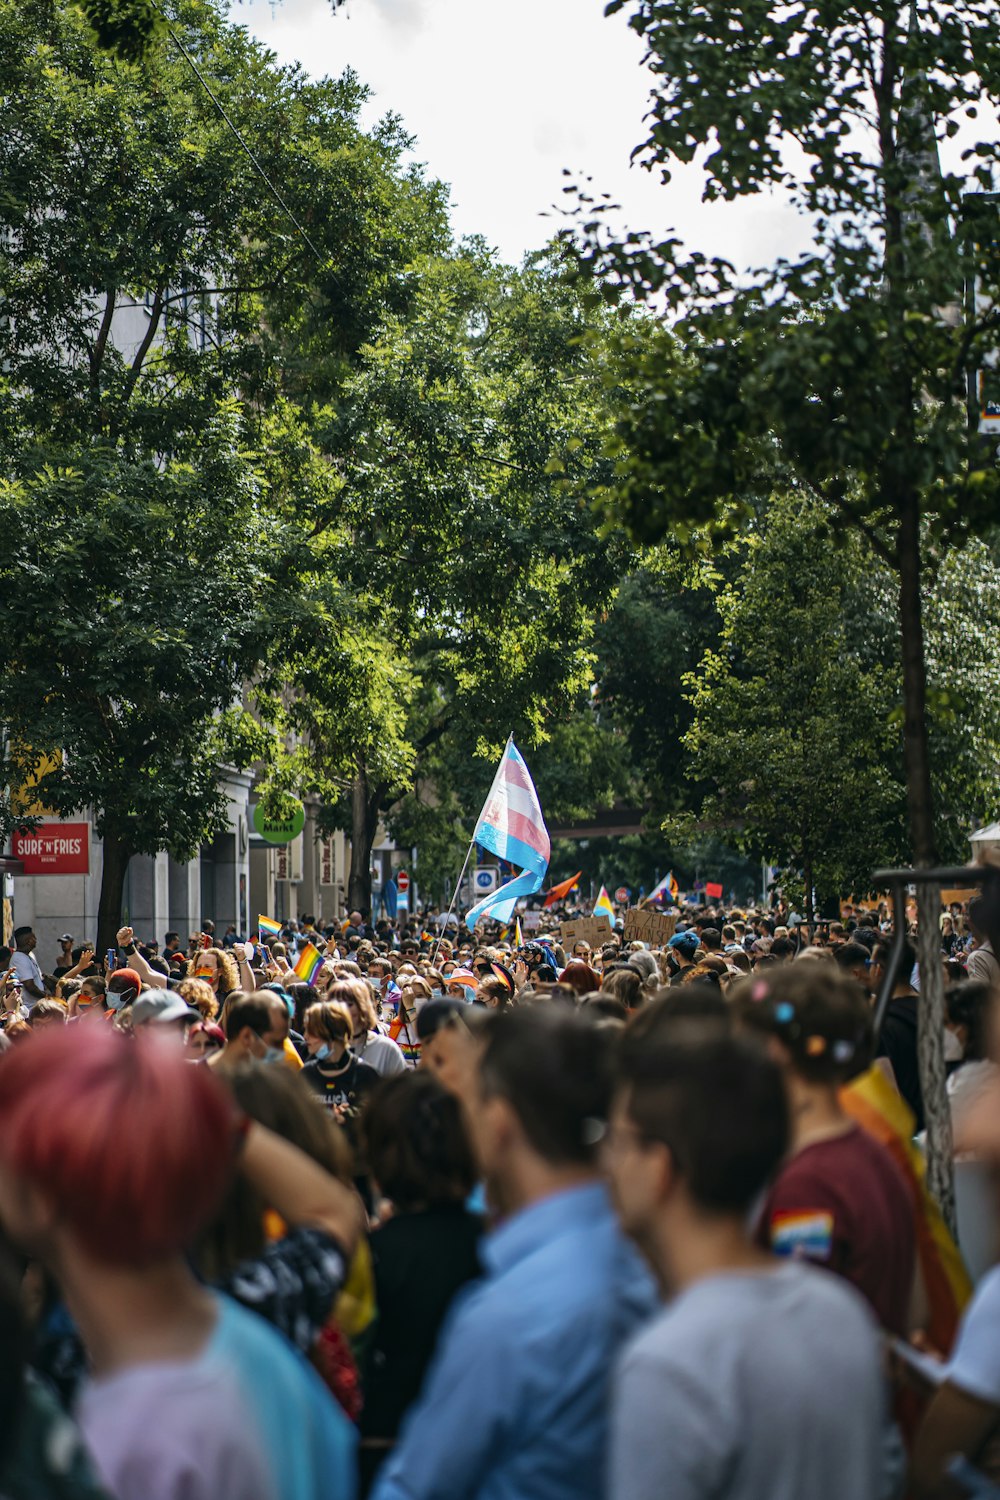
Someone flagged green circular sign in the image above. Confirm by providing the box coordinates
[253,800,306,846]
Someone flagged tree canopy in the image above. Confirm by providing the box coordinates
[0,0,444,945]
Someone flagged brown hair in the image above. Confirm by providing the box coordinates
[731,967,872,1084]
[361,1072,477,1211]
[325,978,376,1030]
[195,1063,350,1282]
[186,947,239,999]
[27,999,68,1026]
[478,976,514,1010]
[304,1001,352,1045]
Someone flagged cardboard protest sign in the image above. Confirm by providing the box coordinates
[558,917,614,950]
[623,907,678,946]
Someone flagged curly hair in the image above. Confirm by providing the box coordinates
[177,977,218,1021]
[186,947,239,999]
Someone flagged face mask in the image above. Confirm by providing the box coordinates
[944,1029,964,1062]
[460,985,476,1004]
[263,1045,283,1065]
[107,989,132,1012]
[315,1043,331,1061]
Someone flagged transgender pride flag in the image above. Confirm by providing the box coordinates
[464,737,550,930]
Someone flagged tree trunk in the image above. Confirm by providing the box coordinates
[347,769,380,917]
[803,855,814,926]
[97,830,131,959]
[897,498,956,1233]
[897,496,936,866]
[915,882,955,1233]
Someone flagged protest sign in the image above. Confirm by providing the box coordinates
[558,916,613,950]
[623,907,678,946]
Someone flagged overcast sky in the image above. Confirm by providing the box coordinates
[235,0,810,269]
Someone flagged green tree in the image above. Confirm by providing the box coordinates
[0,423,281,950]
[0,0,444,948]
[288,245,632,911]
[575,0,1000,1225]
[594,562,722,816]
[678,494,910,907]
[678,500,1000,907]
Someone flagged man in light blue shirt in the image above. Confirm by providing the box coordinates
[371,1006,657,1500]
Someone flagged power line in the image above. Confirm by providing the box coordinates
[152,2,330,268]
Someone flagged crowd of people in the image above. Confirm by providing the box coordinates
[2,887,1000,1498]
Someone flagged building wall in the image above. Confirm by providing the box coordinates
[11,769,254,968]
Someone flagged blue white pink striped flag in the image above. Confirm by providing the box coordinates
[465,737,550,930]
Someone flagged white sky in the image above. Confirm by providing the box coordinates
[233,0,811,269]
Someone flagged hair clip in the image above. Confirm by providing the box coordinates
[805,1035,827,1056]
[752,980,770,1002]
[773,1001,795,1024]
[832,1039,855,1063]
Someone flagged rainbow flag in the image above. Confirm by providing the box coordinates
[593,885,615,925]
[293,942,324,985]
[258,914,282,940]
[647,871,679,906]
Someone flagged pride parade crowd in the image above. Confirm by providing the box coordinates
[3,887,1000,1500]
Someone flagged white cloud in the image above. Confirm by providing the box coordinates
[232,0,811,270]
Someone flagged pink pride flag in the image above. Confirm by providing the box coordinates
[465,737,550,930]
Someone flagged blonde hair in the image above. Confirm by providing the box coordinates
[178,977,218,1020]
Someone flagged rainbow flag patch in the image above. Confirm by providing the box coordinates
[770,1210,834,1261]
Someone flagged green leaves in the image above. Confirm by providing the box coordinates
[77,0,163,60]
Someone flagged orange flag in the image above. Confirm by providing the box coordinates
[543,870,582,908]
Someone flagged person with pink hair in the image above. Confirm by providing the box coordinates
[0,1026,360,1500]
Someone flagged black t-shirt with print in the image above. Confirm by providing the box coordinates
[301,1052,380,1114]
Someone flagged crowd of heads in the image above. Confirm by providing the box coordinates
[1,882,1000,1499]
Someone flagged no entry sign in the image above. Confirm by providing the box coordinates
[397,869,410,893]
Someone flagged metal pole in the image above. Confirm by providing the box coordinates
[873,880,910,1039]
[429,840,476,969]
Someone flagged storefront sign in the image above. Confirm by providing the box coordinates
[13,822,90,875]
[253,801,305,846]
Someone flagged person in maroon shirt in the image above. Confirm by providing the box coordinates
[736,964,917,1336]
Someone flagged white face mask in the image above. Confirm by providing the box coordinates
[944,1028,964,1062]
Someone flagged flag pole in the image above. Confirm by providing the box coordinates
[429,733,514,969]
[430,838,477,969]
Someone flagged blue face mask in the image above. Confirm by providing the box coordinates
[262,1045,283,1065]
[461,985,476,1004]
[315,1043,331,1061]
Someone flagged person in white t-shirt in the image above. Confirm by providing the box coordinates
[912,1267,1000,1494]
[11,926,46,1005]
[605,1010,886,1500]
